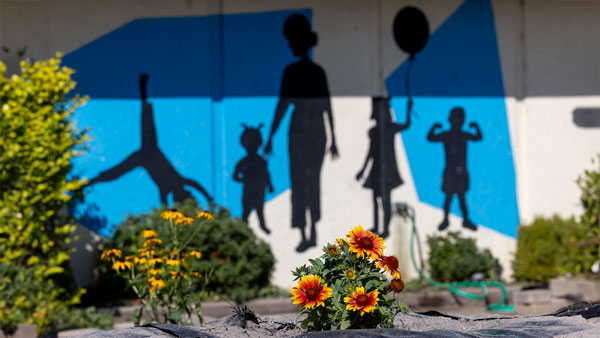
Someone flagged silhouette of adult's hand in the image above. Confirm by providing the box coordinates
[264,140,273,155]
[356,169,364,181]
[330,143,339,160]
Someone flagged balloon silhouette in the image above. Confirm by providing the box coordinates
[393,6,429,59]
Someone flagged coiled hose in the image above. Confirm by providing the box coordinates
[400,204,515,313]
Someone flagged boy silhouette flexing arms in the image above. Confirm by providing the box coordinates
[427,107,482,231]
[233,124,273,234]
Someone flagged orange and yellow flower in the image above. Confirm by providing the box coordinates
[290,275,332,309]
[189,250,202,259]
[161,210,184,221]
[166,258,181,266]
[112,260,132,271]
[175,217,194,226]
[336,238,348,248]
[326,244,339,256]
[148,257,164,265]
[141,228,157,238]
[376,255,402,279]
[345,268,356,280]
[133,256,147,264]
[149,268,162,276]
[389,278,405,293]
[346,225,385,260]
[344,286,379,316]
[197,211,214,221]
[100,249,122,261]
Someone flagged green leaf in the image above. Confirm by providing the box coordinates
[340,319,351,330]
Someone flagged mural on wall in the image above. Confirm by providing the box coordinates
[356,97,411,239]
[65,0,520,241]
[86,74,213,206]
[264,14,339,252]
[386,0,519,237]
[427,107,482,230]
[233,124,273,234]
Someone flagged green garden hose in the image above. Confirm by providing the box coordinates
[403,205,515,313]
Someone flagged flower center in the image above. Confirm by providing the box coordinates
[356,294,370,306]
[385,256,399,270]
[390,279,404,293]
[305,288,318,300]
[359,237,373,250]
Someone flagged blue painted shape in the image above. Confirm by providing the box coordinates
[386,0,519,237]
[66,10,310,236]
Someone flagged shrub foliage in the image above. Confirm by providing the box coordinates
[426,232,499,283]
[0,56,88,333]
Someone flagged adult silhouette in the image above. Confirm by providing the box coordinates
[356,97,412,239]
[264,14,339,252]
[87,74,213,206]
[427,107,481,231]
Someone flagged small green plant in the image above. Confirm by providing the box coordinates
[98,199,275,304]
[101,209,215,325]
[426,232,498,283]
[0,56,88,334]
[514,215,595,283]
[578,154,600,230]
[291,225,407,331]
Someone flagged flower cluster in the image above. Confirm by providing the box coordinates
[291,225,406,331]
[100,209,214,325]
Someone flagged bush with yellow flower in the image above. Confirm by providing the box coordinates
[100,209,215,325]
[291,225,407,331]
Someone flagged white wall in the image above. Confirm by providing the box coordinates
[1,0,599,287]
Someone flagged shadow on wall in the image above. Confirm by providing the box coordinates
[573,108,600,128]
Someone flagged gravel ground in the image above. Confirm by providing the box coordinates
[75,311,600,337]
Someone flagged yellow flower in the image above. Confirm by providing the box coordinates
[376,255,402,279]
[161,210,184,221]
[141,228,157,239]
[112,260,132,271]
[344,286,379,316]
[143,238,162,248]
[197,211,214,221]
[190,271,202,278]
[175,217,194,226]
[345,268,356,280]
[148,276,166,292]
[336,238,347,248]
[138,248,157,258]
[189,250,202,259]
[169,271,188,280]
[124,255,135,262]
[149,268,162,276]
[148,257,164,265]
[133,256,147,264]
[166,259,181,266]
[100,249,122,261]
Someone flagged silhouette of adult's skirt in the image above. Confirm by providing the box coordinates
[289,108,326,229]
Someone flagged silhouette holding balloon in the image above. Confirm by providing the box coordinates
[427,107,482,231]
[87,74,213,206]
[356,97,412,239]
[393,6,429,113]
[233,124,273,235]
[264,14,339,253]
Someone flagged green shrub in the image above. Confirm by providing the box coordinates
[578,155,600,230]
[513,215,595,283]
[0,56,88,334]
[426,232,498,283]
[99,199,275,303]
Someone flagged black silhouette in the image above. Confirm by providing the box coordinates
[233,124,273,234]
[427,107,482,231]
[356,97,412,239]
[264,14,339,253]
[393,6,429,116]
[87,74,213,205]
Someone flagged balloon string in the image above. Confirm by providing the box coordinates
[405,58,418,118]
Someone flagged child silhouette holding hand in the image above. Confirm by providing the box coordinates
[233,124,274,234]
[427,107,482,231]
